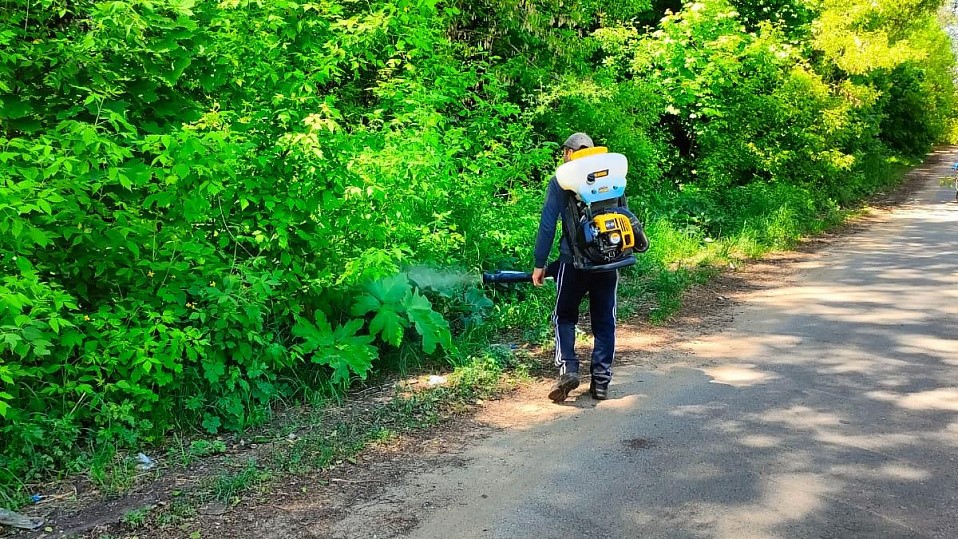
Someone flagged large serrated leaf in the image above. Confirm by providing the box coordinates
[403,289,452,354]
[334,318,369,342]
[375,273,412,304]
[350,293,382,317]
[464,287,494,313]
[369,307,407,347]
[292,311,334,353]
[298,317,378,386]
[353,274,411,316]
[402,287,432,313]
[330,341,377,385]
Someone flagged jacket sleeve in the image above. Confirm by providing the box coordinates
[533,178,563,268]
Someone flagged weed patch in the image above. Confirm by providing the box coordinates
[74,352,530,534]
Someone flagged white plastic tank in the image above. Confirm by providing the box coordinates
[556,150,628,204]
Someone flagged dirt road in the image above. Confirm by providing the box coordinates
[311,151,958,539]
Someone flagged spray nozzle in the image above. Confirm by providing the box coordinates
[481,262,558,286]
[481,270,535,285]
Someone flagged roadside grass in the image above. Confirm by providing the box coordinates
[202,458,271,504]
[166,438,229,469]
[105,350,524,533]
[155,497,198,527]
[120,507,151,529]
[86,449,142,496]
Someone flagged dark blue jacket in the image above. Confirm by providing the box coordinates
[533,176,574,268]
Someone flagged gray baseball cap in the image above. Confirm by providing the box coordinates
[562,132,594,150]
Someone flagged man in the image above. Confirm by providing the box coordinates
[532,132,619,402]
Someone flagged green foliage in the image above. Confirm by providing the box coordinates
[350,274,454,353]
[203,458,271,503]
[88,448,139,495]
[121,507,152,529]
[293,313,377,388]
[189,439,227,458]
[0,0,955,504]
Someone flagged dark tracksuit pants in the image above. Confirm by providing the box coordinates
[552,261,618,387]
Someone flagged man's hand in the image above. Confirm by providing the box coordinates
[532,267,546,286]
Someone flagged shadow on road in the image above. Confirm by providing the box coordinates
[589,150,958,538]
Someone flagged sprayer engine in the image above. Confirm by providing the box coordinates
[587,211,636,260]
[556,147,649,272]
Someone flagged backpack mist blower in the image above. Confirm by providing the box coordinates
[482,147,649,285]
[557,146,648,272]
